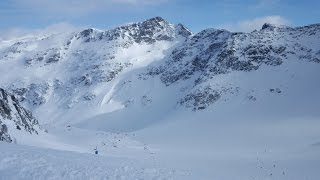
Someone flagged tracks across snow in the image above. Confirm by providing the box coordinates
[0,142,189,180]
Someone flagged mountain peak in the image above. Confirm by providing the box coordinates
[175,23,192,37]
[140,16,170,29]
[261,23,290,31]
[261,23,277,30]
[144,16,166,23]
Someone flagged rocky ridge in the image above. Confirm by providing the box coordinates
[0,88,40,142]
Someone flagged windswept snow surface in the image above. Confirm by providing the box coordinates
[0,142,187,180]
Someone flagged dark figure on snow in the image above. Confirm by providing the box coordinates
[94,147,98,155]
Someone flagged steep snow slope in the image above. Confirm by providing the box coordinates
[0,17,191,125]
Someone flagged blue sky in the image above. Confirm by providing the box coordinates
[0,0,319,37]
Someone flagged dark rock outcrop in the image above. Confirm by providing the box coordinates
[0,88,40,142]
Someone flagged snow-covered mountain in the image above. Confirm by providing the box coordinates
[0,17,192,126]
[0,88,40,142]
[0,17,320,179]
[147,23,320,110]
[1,17,319,127]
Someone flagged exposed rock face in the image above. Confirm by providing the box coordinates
[0,123,11,142]
[75,17,191,44]
[0,88,40,142]
[152,26,296,86]
[179,86,221,111]
[143,23,320,110]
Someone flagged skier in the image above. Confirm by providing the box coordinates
[94,147,98,155]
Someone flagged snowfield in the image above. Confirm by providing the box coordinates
[1,114,320,180]
[0,142,186,180]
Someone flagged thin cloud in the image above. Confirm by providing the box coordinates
[0,22,81,41]
[218,16,290,32]
[12,0,168,16]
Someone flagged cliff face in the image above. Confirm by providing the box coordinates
[0,88,40,142]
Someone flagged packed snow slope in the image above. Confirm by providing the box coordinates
[0,17,320,179]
